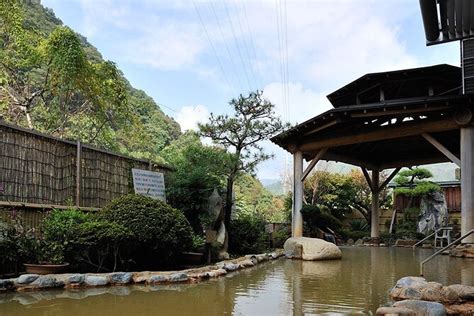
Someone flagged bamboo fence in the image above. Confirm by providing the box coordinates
[0,120,172,210]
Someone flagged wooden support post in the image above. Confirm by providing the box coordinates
[361,168,373,191]
[76,141,82,207]
[422,133,461,167]
[293,151,304,237]
[379,168,401,191]
[301,148,327,182]
[461,127,474,243]
[371,169,380,239]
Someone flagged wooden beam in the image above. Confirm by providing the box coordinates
[301,148,327,182]
[0,201,99,212]
[361,167,373,192]
[422,133,461,167]
[319,152,379,170]
[300,118,459,152]
[379,167,401,191]
[349,105,452,118]
[303,120,338,137]
[379,156,450,170]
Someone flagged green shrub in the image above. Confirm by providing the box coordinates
[273,225,290,248]
[229,213,268,255]
[40,208,131,270]
[300,205,343,237]
[340,229,369,241]
[100,194,193,268]
[348,219,369,232]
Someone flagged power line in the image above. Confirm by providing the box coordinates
[209,0,245,93]
[283,0,291,121]
[241,0,264,90]
[275,0,287,119]
[221,0,253,92]
[192,0,234,93]
[230,0,260,89]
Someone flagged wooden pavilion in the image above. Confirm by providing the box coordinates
[271,64,474,243]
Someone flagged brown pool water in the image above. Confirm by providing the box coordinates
[1,247,473,315]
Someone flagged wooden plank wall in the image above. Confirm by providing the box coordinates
[0,122,169,209]
[393,186,461,213]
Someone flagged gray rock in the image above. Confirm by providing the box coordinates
[355,239,364,246]
[284,237,342,260]
[0,279,14,291]
[68,274,85,284]
[31,276,64,288]
[395,276,428,288]
[84,275,109,287]
[17,274,39,284]
[376,306,415,315]
[109,272,133,284]
[169,272,188,282]
[393,300,447,316]
[347,239,354,246]
[223,263,240,272]
[418,191,449,234]
[149,275,169,283]
[448,284,474,301]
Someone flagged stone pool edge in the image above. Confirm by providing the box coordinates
[0,249,285,293]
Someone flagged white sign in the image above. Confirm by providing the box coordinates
[131,168,166,201]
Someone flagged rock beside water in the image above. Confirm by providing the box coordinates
[17,274,39,284]
[84,275,109,287]
[393,300,447,316]
[283,237,342,260]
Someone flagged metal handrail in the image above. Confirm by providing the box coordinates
[419,229,474,276]
[412,227,452,250]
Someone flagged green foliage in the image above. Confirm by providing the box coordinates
[394,168,440,197]
[234,173,287,223]
[0,1,180,164]
[272,225,290,248]
[160,132,231,231]
[229,213,268,255]
[348,219,369,232]
[100,194,193,268]
[200,90,290,228]
[190,233,205,252]
[301,205,342,235]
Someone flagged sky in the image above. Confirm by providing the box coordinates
[41,0,460,182]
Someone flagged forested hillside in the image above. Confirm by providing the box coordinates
[0,0,180,162]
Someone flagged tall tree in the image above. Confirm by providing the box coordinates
[199,91,289,234]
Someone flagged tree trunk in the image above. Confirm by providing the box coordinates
[224,176,234,230]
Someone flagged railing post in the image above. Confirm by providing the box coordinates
[76,140,82,207]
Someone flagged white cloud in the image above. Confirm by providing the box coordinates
[263,81,331,124]
[176,105,209,131]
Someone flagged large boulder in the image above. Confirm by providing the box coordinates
[283,237,342,260]
[418,191,449,234]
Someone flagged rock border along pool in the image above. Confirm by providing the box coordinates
[0,250,284,293]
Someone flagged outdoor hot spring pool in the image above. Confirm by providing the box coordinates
[1,247,473,315]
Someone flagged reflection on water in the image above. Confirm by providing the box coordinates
[0,247,472,315]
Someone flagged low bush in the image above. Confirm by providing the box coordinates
[300,205,343,237]
[341,229,369,241]
[272,225,290,248]
[100,194,193,269]
[229,213,268,255]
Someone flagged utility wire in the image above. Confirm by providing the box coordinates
[192,0,234,93]
[241,0,264,89]
[221,0,253,92]
[230,0,260,89]
[210,0,245,93]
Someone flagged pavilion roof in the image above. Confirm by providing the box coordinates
[271,64,474,170]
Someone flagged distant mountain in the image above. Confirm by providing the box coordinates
[261,179,285,196]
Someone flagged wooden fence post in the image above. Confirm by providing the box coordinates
[76,140,82,207]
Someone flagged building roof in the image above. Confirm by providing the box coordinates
[327,64,461,108]
[272,64,473,170]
